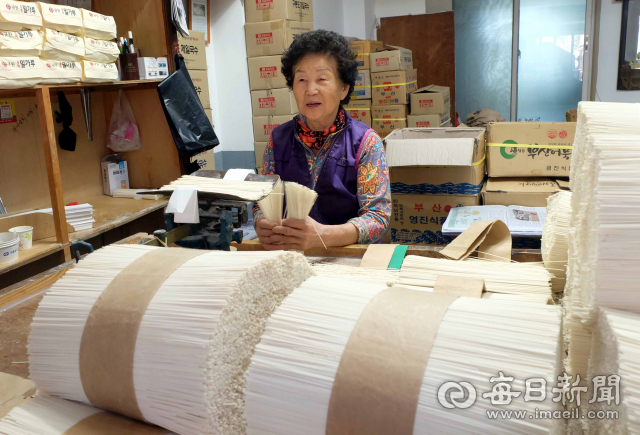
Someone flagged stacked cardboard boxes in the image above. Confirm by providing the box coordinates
[370,46,416,138]
[385,128,486,244]
[344,40,383,128]
[485,122,576,206]
[408,85,452,128]
[178,31,216,169]
[245,0,313,169]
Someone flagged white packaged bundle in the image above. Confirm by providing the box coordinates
[0,30,43,57]
[43,28,84,61]
[0,0,42,31]
[84,37,118,63]
[81,60,117,82]
[41,59,81,84]
[0,56,42,89]
[80,9,116,40]
[36,2,82,34]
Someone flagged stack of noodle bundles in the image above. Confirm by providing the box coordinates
[241,276,563,435]
[399,255,553,297]
[565,102,640,384]
[541,191,572,295]
[311,263,399,286]
[27,245,313,435]
[160,175,275,202]
[588,308,640,433]
[0,372,175,434]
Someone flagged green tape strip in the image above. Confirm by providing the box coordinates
[387,245,408,270]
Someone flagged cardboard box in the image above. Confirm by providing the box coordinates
[252,114,295,142]
[372,69,417,105]
[190,69,211,109]
[408,113,451,128]
[251,88,298,116]
[565,109,577,122]
[386,128,486,195]
[370,46,413,72]
[255,141,267,167]
[344,100,371,126]
[245,20,313,58]
[372,105,407,138]
[481,178,565,207]
[351,69,371,100]
[487,122,576,177]
[245,0,313,23]
[410,85,451,115]
[390,193,482,245]
[248,55,287,90]
[350,40,383,70]
[138,57,158,80]
[177,31,207,70]
[101,155,129,196]
[205,109,213,127]
[190,150,216,171]
[385,127,485,167]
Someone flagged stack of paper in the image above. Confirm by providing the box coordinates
[8,204,95,231]
[442,205,546,237]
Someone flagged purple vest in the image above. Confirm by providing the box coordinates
[272,114,373,225]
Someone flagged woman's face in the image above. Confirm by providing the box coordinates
[292,54,350,130]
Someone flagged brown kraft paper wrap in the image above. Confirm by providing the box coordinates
[0,373,36,420]
[63,412,171,435]
[434,275,484,298]
[79,248,208,421]
[440,220,512,262]
[360,244,397,268]
[326,288,458,435]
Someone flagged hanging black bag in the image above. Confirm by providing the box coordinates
[157,53,219,157]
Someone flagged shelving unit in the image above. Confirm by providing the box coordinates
[0,0,182,283]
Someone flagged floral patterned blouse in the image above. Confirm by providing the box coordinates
[254,116,391,244]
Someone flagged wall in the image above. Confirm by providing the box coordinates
[425,0,453,14]
[595,0,640,102]
[314,0,345,33]
[208,0,255,170]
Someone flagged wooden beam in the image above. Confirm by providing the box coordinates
[36,87,70,261]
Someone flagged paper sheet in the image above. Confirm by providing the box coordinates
[166,186,199,223]
[223,168,256,181]
[442,205,546,237]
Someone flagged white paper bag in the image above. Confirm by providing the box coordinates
[80,9,116,40]
[40,59,81,84]
[43,29,84,61]
[0,56,42,89]
[0,1,42,31]
[81,60,117,83]
[83,37,119,63]
[0,30,43,57]
[37,2,83,34]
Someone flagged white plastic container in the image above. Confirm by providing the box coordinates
[0,232,19,264]
[9,226,33,250]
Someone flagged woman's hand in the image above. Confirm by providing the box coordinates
[256,217,281,249]
[270,217,325,251]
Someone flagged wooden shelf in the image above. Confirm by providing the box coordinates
[0,79,164,99]
[0,240,64,275]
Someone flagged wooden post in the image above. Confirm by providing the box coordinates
[36,87,70,261]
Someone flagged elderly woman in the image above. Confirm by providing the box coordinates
[254,30,391,251]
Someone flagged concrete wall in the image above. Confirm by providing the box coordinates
[595,0,640,102]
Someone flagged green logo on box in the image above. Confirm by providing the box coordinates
[500,140,518,159]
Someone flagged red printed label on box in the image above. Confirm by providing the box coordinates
[416,121,431,127]
[264,123,280,135]
[256,32,273,45]
[376,58,389,66]
[256,0,274,10]
[419,99,434,108]
[383,81,392,92]
[259,97,276,108]
[260,66,278,78]
[347,110,359,119]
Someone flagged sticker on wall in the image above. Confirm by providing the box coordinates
[0,99,16,124]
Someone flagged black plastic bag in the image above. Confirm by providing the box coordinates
[157,54,219,157]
